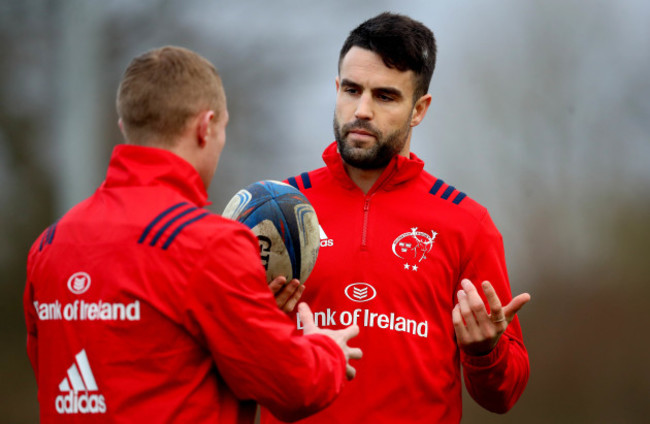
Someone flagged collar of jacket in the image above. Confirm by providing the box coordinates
[321,141,425,193]
[102,144,209,207]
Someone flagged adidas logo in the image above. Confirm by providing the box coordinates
[55,349,106,414]
[319,226,334,247]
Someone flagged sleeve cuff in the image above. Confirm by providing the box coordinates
[461,335,508,368]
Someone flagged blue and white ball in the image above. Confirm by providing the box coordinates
[222,180,320,283]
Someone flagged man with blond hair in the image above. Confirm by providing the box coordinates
[24,46,361,423]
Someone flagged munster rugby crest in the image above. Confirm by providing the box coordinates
[392,228,437,271]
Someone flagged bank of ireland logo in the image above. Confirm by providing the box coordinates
[345,283,377,302]
[67,272,91,295]
[391,227,437,271]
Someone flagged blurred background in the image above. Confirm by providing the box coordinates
[2,0,649,422]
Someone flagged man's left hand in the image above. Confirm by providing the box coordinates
[452,279,530,356]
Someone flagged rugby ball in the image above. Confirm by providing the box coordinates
[222,180,320,284]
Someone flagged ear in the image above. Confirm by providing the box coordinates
[196,110,216,147]
[335,76,340,93]
[118,118,126,138]
[410,94,432,127]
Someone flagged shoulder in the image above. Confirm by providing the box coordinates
[27,221,59,270]
[415,173,505,261]
[400,171,504,244]
[134,200,258,253]
[421,173,488,221]
[284,167,328,192]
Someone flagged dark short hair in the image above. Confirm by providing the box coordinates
[338,12,437,100]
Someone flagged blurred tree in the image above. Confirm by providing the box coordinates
[1,3,57,422]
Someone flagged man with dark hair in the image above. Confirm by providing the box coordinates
[261,12,530,423]
[338,11,436,101]
[24,45,362,423]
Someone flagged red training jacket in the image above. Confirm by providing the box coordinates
[24,144,347,423]
[262,142,529,424]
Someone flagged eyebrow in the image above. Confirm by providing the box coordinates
[340,78,405,100]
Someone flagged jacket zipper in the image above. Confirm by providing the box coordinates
[361,196,372,249]
[360,165,396,249]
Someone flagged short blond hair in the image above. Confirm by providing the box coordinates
[116,46,224,145]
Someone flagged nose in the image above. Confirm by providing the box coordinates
[354,93,373,120]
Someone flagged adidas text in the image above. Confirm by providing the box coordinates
[55,392,106,414]
[57,349,106,414]
[320,239,334,247]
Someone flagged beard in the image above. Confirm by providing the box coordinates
[333,115,411,170]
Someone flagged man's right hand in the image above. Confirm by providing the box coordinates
[269,276,305,313]
[298,302,362,380]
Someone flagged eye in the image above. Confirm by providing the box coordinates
[377,94,394,102]
[344,87,359,95]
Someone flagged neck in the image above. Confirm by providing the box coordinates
[343,144,411,194]
[343,164,385,195]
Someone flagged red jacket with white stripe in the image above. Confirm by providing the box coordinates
[24,144,346,423]
[262,142,529,424]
